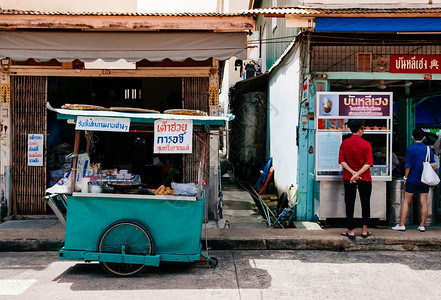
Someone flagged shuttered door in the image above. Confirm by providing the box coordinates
[11,76,47,215]
[182,77,209,183]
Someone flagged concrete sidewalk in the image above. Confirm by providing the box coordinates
[1,179,441,252]
[1,219,441,252]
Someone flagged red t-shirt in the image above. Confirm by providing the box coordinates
[338,135,374,181]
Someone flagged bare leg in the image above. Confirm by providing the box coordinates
[399,192,414,226]
[419,193,428,227]
[362,224,368,235]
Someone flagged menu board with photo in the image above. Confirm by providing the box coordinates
[315,92,393,180]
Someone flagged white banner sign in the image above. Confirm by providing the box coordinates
[28,134,44,166]
[75,116,130,132]
[316,131,342,172]
[154,119,193,154]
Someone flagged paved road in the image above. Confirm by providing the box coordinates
[1,250,440,299]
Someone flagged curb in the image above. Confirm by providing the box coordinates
[3,237,441,252]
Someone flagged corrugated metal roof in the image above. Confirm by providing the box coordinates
[0,8,253,17]
[242,7,441,16]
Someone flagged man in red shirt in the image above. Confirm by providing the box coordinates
[338,120,373,239]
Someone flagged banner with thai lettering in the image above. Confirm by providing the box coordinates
[390,55,441,73]
[339,93,391,117]
[28,134,44,166]
[75,116,130,132]
[154,119,193,154]
[317,92,391,117]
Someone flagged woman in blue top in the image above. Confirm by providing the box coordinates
[392,129,436,232]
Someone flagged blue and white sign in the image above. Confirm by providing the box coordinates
[28,134,44,166]
[154,119,193,154]
[75,116,130,132]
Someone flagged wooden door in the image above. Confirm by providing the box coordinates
[11,76,47,215]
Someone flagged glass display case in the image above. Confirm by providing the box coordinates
[313,92,393,221]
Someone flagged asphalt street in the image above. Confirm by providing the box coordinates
[1,250,440,300]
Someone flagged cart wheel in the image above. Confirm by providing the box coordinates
[208,257,218,268]
[98,220,154,276]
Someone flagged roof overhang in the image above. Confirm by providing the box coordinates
[0,9,255,63]
[0,11,255,32]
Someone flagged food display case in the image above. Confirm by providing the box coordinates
[314,92,393,221]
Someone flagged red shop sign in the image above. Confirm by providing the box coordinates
[390,55,441,73]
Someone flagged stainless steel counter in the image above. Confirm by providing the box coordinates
[315,181,386,220]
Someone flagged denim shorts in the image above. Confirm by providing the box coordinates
[405,181,430,194]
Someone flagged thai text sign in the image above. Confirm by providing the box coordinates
[75,116,130,132]
[390,55,441,73]
[318,92,391,117]
[154,119,193,154]
[28,134,44,166]
[339,94,390,117]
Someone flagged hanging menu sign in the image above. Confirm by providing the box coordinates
[76,116,130,132]
[28,134,44,166]
[154,119,193,154]
[390,55,441,73]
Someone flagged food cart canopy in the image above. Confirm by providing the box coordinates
[49,104,231,126]
[0,31,247,62]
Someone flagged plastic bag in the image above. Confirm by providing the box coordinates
[171,182,198,197]
[46,172,72,194]
[421,146,440,186]
[46,153,91,194]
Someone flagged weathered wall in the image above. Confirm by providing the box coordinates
[268,44,300,196]
[0,73,11,220]
[254,0,300,72]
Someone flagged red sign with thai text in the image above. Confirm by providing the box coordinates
[390,55,441,73]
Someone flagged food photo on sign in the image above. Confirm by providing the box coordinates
[318,94,339,117]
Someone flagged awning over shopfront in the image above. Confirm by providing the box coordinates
[0,31,247,62]
[49,104,231,126]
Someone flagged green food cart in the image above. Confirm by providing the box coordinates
[45,106,227,276]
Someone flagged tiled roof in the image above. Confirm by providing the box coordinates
[241,7,441,16]
[0,8,252,17]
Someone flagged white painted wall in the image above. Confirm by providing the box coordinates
[219,0,250,118]
[268,46,300,195]
[0,0,137,12]
[138,0,217,13]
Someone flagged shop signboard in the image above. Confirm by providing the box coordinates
[154,119,193,154]
[315,91,392,179]
[28,134,44,166]
[317,92,391,118]
[390,55,441,73]
[75,116,130,132]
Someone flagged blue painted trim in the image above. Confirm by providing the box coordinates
[315,17,441,32]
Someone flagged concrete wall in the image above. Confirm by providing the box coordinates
[138,0,217,13]
[267,44,300,195]
[0,0,137,12]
